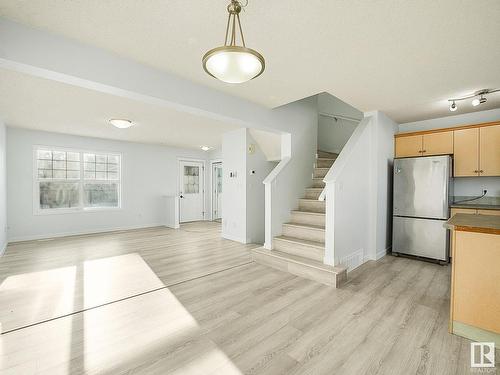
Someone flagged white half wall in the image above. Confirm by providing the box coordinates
[7,127,209,241]
[399,108,500,197]
[323,111,398,270]
[0,119,6,255]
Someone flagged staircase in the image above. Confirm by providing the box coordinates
[252,150,347,287]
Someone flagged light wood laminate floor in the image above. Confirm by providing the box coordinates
[1,222,497,374]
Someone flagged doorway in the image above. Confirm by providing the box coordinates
[179,159,205,223]
[211,161,223,221]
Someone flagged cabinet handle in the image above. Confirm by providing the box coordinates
[474,170,479,173]
[479,170,484,173]
[422,150,426,153]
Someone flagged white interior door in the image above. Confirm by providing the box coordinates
[212,162,223,220]
[179,160,204,223]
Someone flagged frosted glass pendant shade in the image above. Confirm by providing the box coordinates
[202,1,265,84]
[203,46,264,84]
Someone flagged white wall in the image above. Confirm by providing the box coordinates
[399,108,500,132]
[269,97,318,240]
[7,127,209,241]
[371,112,399,259]
[323,111,398,269]
[317,93,363,154]
[222,128,276,244]
[0,120,6,255]
[222,128,247,243]
[318,117,359,154]
[0,18,319,245]
[399,108,500,198]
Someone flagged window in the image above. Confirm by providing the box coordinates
[183,165,200,194]
[34,147,121,213]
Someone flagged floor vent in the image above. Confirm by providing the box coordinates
[340,249,364,272]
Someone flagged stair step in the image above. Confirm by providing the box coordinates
[282,223,325,242]
[298,199,325,213]
[291,210,325,226]
[252,248,347,287]
[311,178,325,188]
[317,150,339,159]
[316,158,336,168]
[304,188,323,199]
[313,168,329,178]
[274,235,324,262]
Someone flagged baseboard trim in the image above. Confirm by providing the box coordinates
[8,223,167,243]
[222,233,248,244]
[376,246,390,260]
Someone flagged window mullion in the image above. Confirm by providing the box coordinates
[79,151,84,209]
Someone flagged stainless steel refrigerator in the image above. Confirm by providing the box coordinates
[392,155,452,262]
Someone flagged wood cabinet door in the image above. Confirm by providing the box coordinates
[453,128,479,177]
[477,209,500,216]
[479,125,500,176]
[422,131,453,156]
[452,231,500,334]
[395,135,422,157]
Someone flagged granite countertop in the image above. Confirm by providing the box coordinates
[445,213,500,235]
[450,196,500,210]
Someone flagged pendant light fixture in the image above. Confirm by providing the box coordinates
[202,0,265,84]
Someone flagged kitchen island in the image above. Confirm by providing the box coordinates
[445,213,500,345]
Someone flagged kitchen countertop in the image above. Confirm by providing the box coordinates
[445,213,500,235]
[450,196,500,210]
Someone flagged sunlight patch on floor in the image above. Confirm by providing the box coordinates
[0,266,76,333]
[0,253,164,332]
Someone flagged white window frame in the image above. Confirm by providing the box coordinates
[33,145,122,215]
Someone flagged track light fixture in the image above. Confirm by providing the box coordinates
[448,88,499,112]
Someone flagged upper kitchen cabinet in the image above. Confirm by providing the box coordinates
[394,135,422,157]
[395,122,500,177]
[422,131,453,156]
[395,131,453,158]
[479,125,500,176]
[454,128,479,177]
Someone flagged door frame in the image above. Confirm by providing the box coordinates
[210,159,222,221]
[177,157,207,222]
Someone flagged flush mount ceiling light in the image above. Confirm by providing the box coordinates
[109,119,134,129]
[202,0,265,84]
[200,146,212,151]
[448,88,499,112]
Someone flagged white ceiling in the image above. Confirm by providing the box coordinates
[0,68,239,149]
[1,0,499,123]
